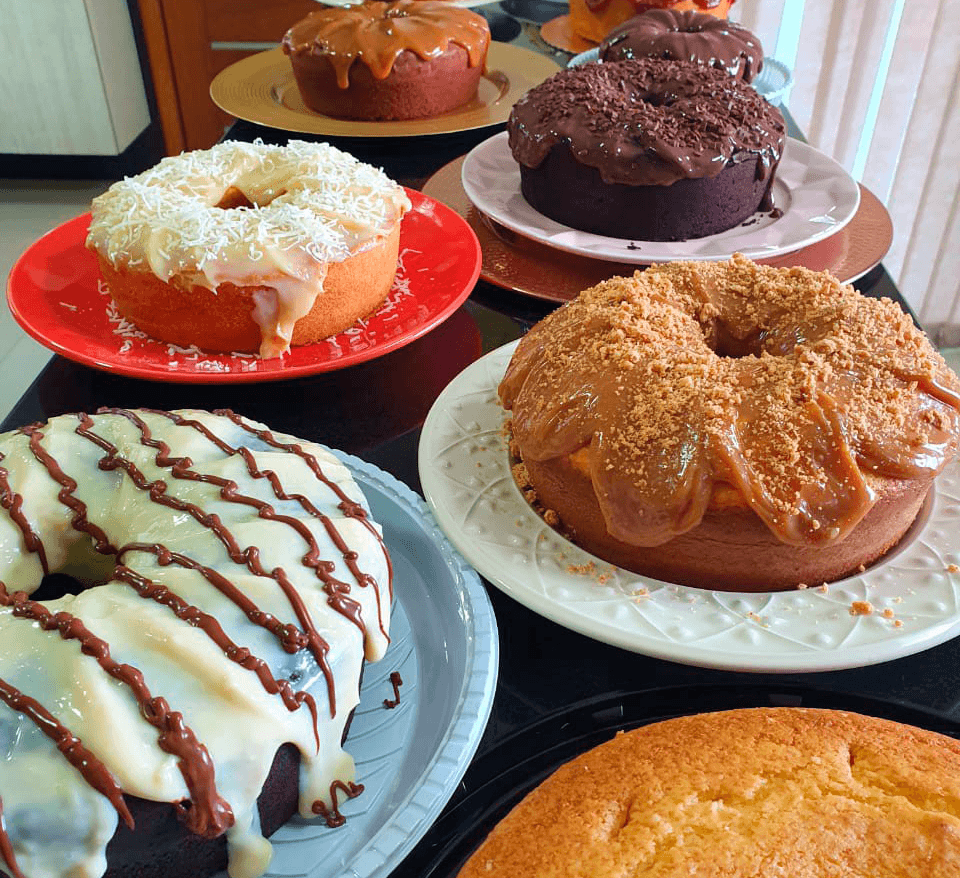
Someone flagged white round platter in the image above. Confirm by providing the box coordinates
[461,132,861,264]
[245,451,498,878]
[417,341,960,674]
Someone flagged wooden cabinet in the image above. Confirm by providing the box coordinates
[136,0,318,155]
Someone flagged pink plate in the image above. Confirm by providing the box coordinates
[6,189,481,384]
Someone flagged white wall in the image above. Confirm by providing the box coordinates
[0,0,151,155]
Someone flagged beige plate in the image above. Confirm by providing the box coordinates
[422,155,894,302]
[539,14,597,54]
[209,43,559,138]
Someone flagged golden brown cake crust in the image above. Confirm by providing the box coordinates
[98,225,401,355]
[456,707,960,878]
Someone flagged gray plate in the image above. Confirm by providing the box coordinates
[227,450,499,878]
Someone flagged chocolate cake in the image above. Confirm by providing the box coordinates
[599,9,763,82]
[506,57,785,241]
[0,409,393,878]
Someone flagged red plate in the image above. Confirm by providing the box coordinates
[5,189,481,384]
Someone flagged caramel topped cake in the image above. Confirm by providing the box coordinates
[569,0,735,46]
[0,409,392,878]
[282,0,491,120]
[500,255,960,590]
[457,708,960,877]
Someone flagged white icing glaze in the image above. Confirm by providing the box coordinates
[86,141,411,357]
[0,410,392,878]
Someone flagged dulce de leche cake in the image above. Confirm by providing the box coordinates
[569,0,735,48]
[456,708,960,877]
[499,255,960,591]
[282,0,491,121]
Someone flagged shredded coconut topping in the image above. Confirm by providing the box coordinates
[86,139,411,291]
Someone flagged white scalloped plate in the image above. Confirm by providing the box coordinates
[247,451,498,878]
[417,342,960,674]
[461,132,861,264]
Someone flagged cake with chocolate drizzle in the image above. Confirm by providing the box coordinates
[506,57,785,241]
[0,409,392,878]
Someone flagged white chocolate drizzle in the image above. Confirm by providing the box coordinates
[0,409,392,878]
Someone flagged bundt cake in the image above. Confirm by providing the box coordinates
[86,141,411,359]
[0,409,392,878]
[506,58,784,241]
[282,0,491,121]
[599,9,763,82]
[500,255,960,591]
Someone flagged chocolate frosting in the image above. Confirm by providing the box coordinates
[584,0,730,16]
[507,58,784,187]
[282,0,490,89]
[600,9,763,82]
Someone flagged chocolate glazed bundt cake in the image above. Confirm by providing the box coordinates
[599,8,764,82]
[507,58,784,241]
[0,409,392,878]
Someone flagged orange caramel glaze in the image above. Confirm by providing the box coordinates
[282,0,490,89]
[499,255,960,550]
[584,0,733,16]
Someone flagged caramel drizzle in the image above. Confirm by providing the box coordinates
[311,779,364,828]
[0,585,232,837]
[77,411,342,716]
[585,0,729,14]
[0,667,133,832]
[0,799,26,878]
[382,671,403,709]
[285,0,489,89]
[217,409,393,626]
[0,455,49,575]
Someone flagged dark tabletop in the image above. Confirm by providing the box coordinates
[6,10,959,875]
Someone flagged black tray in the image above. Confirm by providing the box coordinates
[393,685,960,878]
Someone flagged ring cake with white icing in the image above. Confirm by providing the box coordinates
[0,409,392,878]
[86,141,411,359]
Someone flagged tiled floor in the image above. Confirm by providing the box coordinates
[0,178,109,420]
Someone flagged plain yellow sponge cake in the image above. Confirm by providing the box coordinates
[456,707,960,877]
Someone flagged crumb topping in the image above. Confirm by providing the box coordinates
[499,254,960,547]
